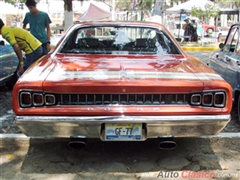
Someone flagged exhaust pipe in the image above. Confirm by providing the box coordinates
[68,137,87,150]
[158,138,177,150]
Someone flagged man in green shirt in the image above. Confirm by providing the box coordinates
[23,0,52,56]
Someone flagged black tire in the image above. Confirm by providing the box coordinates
[207,28,214,34]
[5,71,19,90]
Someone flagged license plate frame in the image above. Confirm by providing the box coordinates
[105,123,142,141]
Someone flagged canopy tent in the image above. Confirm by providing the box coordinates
[165,0,215,14]
[77,2,112,21]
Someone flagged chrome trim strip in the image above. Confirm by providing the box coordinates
[46,71,224,81]
[0,73,14,82]
[16,115,230,122]
[15,115,231,139]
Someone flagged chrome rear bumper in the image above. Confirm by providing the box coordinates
[15,115,231,140]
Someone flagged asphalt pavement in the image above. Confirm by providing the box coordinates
[185,51,211,63]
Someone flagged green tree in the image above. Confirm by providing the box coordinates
[165,0,188,9]
[216,0,240,8]
[191,7,204,19]
[138,0,155,20]
[204,3,220,22]
[190,3,220,23]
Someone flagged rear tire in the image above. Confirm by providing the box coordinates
[5,71,19,90]
[207,28,214,34]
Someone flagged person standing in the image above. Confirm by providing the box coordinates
[191,19,198,42]
[167,15,176,36]
[23,0,52,56]
[0,18,42,75]
[183,18,194,42]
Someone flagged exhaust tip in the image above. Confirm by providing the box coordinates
[158,140,177,150]
[68,138,87,150]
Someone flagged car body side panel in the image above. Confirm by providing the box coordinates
[0,42,18,85]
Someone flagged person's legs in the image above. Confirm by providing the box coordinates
[24,46,43,70]
[41,43,48,56]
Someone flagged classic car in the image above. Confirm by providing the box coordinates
[199,20,216,34]
[191,17,216,35]
[206,23,240,122]
[13,21,232,149]
[0,37,19,89]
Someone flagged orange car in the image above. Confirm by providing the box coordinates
[12,21,232,149]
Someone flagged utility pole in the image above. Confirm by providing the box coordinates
[161,0,166,25]
[46,0,50,15]
[112,0,115,20]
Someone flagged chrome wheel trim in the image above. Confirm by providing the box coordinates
[207,28,213,33]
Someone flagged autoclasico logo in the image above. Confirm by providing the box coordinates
[153,170,239,179]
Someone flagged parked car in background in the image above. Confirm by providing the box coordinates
[199,20,216,34]
[173,17,216,39]
[206,23,240,122]
[13,21,232,149]
[174,20,203,41]
[0,37,19,89]
[211,26,230,42]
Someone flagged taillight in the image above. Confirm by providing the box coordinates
[190,91,226,108]
[20,92,32,107]
[191,94,201,105]
[214,92,225,107]
[45,94,56,105]
[202,93,213,106]
[33,93,44,106]
[19,91,56,108]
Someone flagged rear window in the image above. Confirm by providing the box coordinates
[60,26,181,55]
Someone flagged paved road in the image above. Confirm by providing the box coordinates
[1,134,240,180]
[185,51,210,63]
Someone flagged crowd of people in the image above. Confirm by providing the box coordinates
[167,16,198,43]
[0,0,51,76]
[182,17,198,42]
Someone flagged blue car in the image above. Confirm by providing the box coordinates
[0,37,19,89]
[206,23,240,122]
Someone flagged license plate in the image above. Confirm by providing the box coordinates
[105,123,142,141]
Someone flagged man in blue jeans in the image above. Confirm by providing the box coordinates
[23,0,52,56]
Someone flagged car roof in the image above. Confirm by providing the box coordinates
[231,22,240,28]
[73,21,165,29]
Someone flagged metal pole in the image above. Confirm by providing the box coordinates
[178,10,182,40]
[112,0,115,20]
